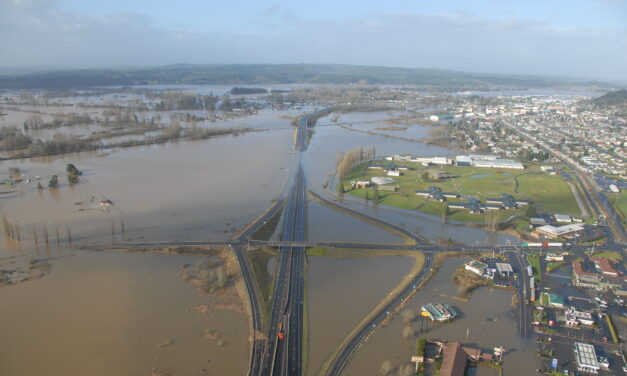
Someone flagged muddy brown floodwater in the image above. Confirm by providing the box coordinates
[343,258,540,376]
[306,254,414,376]
[1,129,294,252]
[0,250,248,376]
[0,120,296,376]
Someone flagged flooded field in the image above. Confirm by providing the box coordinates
[1,129,294,253]
[307,254,414,376]
[0,250,248,376]
[343,258,540,376]
[307,201,403,244]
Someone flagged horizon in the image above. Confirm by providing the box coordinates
[1,0,626,82]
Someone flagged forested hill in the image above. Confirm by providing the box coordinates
[592,89,627,107]
[0,63,613,90]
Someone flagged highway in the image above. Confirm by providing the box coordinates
[324,253,435,376]
[504,249,532,338]
[264,105,324,376]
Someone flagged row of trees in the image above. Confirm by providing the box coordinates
[336,146,376,182]
[0,127,32,151]
[23,113,93,130]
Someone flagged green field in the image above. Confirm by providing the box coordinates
[607,190,627,225]
[342,161,581,224]
[527,253,542,282]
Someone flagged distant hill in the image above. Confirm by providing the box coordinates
[592,89,627,107]
[0,63,614,90]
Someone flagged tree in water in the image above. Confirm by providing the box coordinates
[66,164,82,184]
[48,175,58,189]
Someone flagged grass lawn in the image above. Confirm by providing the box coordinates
[546,261,567,273]
[306,247,328,257]
[342,162,579,223]
[584,250,623,261]
[513,218,530,234]
[607,190,627,225]
[527,253,542,282]
[517,174,580,215]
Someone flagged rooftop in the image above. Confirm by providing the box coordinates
[536,224,584,236]
[466,260,488,270]
[574,342,599,370]
[495,263,513,273]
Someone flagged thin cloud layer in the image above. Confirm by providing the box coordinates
[1,0,625,81]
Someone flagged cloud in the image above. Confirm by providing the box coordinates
[0,0,625,81]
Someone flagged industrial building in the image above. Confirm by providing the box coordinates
[455,155,524,169]
[553,214,573,223]
[534,224,585,239]
[574,342,600,374]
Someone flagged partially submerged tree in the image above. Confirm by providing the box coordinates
[48,175,58,189]
[66,164,82,184]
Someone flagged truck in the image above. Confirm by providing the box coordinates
[277,322,285,341]
[522,242,563,248]
[527,265,533,277]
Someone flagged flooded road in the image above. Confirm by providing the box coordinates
[343,258,540,376]
[307,254,414,376]
[0,250,248,376]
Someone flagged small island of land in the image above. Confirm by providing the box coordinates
[339,157,584,236]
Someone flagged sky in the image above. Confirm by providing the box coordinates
[1,0,626,81]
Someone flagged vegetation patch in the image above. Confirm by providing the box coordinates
[247,246,277,319]
[546,261,567,273]
[452,267,492,299]
[527,253,542,282]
